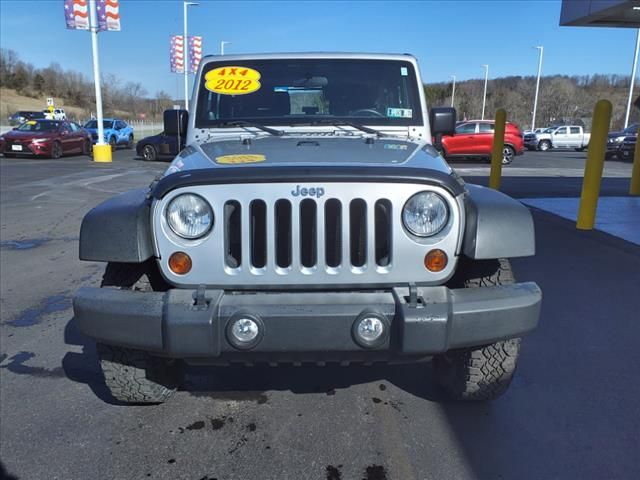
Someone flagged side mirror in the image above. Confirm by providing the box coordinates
[430,107,457,136]
[164,109,188,137]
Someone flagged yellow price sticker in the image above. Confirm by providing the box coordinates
[26,120,37,125]
[216,154,266,164]
[205,66,261,96]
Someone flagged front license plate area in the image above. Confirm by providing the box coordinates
[11,145,23,151]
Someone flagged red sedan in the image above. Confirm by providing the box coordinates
[0,120,92,159]
[440,120,524,165]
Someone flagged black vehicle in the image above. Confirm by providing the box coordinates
[618,135,636,161]
[135,131,184,161]
[8,110,46,126]
[607,123,638,159]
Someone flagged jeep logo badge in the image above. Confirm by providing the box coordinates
[291,185,325,198]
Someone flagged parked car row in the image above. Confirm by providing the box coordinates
[0,117,134,159]
[7,109,66,125]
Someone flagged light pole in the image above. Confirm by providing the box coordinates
[532,46,544,131]
[450,75,456,108]
[88,0,105,148]
[625,29,640,129]
[183,1,198,111]
[220,41,231,55]
[481,64,489,120]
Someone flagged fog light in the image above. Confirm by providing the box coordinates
[227,315,263,349]
[424,249,448,272]
[168,251,192,275]
[352,312,388,348]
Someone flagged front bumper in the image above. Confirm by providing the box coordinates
[73,283,541,362]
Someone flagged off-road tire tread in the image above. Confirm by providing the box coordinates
[434,338,521,401]
[437,257,521,401]
[97,344,182,404]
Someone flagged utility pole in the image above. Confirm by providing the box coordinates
[450,75,456,108]
[221,41,231,55]
[625,29,640,129]
[532,46,544,131]
[183,1,198,111]
[481,64,489,120]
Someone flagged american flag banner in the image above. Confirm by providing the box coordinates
[64,0,120,31]
[189,36,203,74]
[96,0,121,31]
[64,0,90,30]
[170,35,185,74]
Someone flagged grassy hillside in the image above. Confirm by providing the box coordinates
[0,88,87,122]
[0,88,134,123]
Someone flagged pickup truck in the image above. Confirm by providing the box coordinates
[528,125,590,152]
[72,53,542,404]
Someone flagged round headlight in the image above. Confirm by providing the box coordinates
[166,193,213,239]
[402,192,449,237]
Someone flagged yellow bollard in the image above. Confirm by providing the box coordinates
[93,144,112,163]
[630,134,640,195]
[489,108,506,190]
[576,100,612,230]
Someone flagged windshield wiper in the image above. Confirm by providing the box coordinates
[303,118,383,137]
[218,120,284,136]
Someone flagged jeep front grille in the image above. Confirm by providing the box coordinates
[222,197,393,272]
[153,182,462,288]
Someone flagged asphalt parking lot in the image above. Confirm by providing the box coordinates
[1,149,639,480]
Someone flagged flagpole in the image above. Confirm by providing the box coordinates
[89,0,110,161]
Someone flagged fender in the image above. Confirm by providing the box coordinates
[462,184,535,259]
[79,188,154,263]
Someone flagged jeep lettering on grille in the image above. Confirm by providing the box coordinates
[291,185,325,198]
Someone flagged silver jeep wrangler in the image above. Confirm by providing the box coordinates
[73,53,541,404]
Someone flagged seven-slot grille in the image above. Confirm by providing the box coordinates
[222,197,393,273]
[155,182,461,287]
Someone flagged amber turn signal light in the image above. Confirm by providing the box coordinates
[168,252,192,275]
[424,249,448,272]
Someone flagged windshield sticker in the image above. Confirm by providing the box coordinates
[26,120,37,125]
[400,67,408,76]
[387,108,412,118]
[205,66,261,96]
[216,154,266,164]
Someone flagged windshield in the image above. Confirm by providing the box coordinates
[84,120,114,129]
[195,59,422,128]
[624,124,638,135]
[543,127,556,133]
[16,121,61,132]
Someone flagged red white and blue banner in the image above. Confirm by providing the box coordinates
[64,0,120,31]
[171,35,202,74]
[170,35,185,73]
[97,0,121,31]
[189,36,203,74]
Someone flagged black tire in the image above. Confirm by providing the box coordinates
[435,258,522,401]
[109,136,116,151]
[127,134,134,149]
[538,140,551,151]
[97,262,179,404]
[141,144,158,161]
[83,139,92,157]
[502,145,515,165]
[97,343,183,404]
[50,141,63,159]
